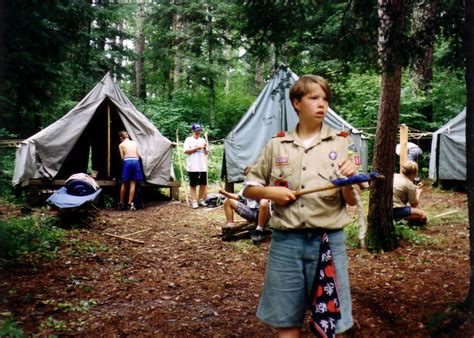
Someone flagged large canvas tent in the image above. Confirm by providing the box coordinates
[13,73,173,186]
[223,65,368,183]
[429,109,466,182]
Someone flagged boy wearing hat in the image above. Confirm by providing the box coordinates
[183,123,208,209]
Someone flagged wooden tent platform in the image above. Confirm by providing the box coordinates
[21,179,181,205]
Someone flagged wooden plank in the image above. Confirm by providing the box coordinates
[399,124,408,172]
[27,179,180,188]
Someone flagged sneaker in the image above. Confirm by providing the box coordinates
[192,200,199,209]
[128,202,136,211]
[198,199,207,207]
[118,202,125,211]
[251,229,265,244]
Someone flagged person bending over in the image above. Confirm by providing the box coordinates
[118,131,143,211]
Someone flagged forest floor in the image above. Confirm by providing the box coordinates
[1,185,473,337]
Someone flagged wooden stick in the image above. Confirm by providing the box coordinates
[121,227,152,237]
[175,129,190,206]
[432,209,460,219]
[107,103,111,178]
[294,184,339,197]
[294,175,384,197]
[204,131,211,160]
[103,232,145,244]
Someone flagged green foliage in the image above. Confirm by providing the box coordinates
[394,221,431,245]
[0,215,66,266]
[0,319,26,338]
[0,147,17,201]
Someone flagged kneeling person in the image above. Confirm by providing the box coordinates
[219,187,271,244]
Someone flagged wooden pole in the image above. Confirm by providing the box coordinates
[176,129,190,206]
[399,124,408,173]
[107,103,111,178]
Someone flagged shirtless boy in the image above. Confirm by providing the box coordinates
[118,131,143,211]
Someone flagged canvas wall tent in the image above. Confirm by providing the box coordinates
[429,109,466,182]
[13,73,173,186]
[223,65,368,183]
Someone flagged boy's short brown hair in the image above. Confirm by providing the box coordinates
[119,131,128,140]
[289,75,331,110]
[401,161,418,177]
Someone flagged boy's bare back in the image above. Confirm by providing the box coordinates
[119,138,141,159]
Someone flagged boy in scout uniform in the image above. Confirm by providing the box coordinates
[243,75,360,337]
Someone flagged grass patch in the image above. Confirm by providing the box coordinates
[0,215,66,266]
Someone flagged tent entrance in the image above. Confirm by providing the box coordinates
[56,98,126,180]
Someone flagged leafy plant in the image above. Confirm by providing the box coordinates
[0,215,66,266]
[0,319,26,338]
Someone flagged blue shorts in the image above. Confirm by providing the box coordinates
[121,158,143,182]
[235,202,258,222]
[393,206,411,220]
[257,229,353,333]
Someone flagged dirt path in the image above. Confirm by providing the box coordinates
[0,187,472,337]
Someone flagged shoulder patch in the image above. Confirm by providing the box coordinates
[274,131,286,137]
[337,131,350,137]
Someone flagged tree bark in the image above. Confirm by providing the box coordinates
[207,5,216,128]
[135,0,146,99]
[172,7,181,95]
[411,0,437,92]
[367,0,406,251]
[410,0,437,122]
[464,0,474,318]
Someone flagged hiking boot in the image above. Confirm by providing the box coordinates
[192,200,199,209]
[251,229,265,244]
[128,202,136,211]
[198,199,207,207]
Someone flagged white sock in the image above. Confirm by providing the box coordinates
[256,225,264,231]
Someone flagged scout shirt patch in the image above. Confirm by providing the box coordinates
[328,151,337,160]
[348,143,357,152]
[353,155,361,165]
[275,156,289,166]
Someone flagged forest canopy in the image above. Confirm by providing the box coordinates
[0,0,467,144]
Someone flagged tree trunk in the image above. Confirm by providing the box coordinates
[367,0,405,251]
[464,0,474,318]
[255,60,264,86]
[367,68,402,251]
[207,6,216,128]
[410,0,437,122]
[172,8,181,96]
[134,0,146,99]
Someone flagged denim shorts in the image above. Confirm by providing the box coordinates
[235,202,258,222]
[393,206,411,220]
[257,229,353,333]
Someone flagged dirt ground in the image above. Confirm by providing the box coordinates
[0,185,473,337]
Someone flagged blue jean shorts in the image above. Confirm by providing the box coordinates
[393,206,411,220]
[257,229,353,333]
[235,202,258,222]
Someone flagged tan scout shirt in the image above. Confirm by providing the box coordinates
[245,124,357,231]
[393,173,417,208]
